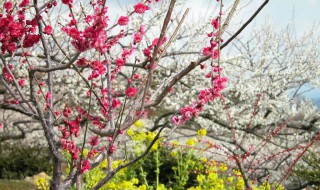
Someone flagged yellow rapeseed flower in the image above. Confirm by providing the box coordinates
[138,184,147,190]
[99,159,108,169]
[156,184,167,190]
[208,160,217,167]
[127,128,135,137]
[227,176,233,183]
[112,160,125,170]
[131,178,139,185]
[133,132,147,141]
[134,119,144,128]
[172,141,179,146]
[186,138,196,146]
[197,128,207,136]
[82,149,89,157]
[233,169,239,175]
[171,151,178,157]
[196,174,206,184]
[106,182,116,189]
[219,163,228,172]
[208,172,218,182]
[146,131,156,142]
[146,131,162,150]
[200,157,207,163]
[36,177,50,190]
[235,178,245,190]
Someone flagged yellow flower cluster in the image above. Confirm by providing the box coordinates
[170,151,178,157]
[172,141,179,146]
[59,118,285,190]
[35,177,50,190]
[187,159,284,190]
[127,120,162,151]
[197,128,207,136]
[134,119,144,128]
[84,159,150,190]
[98,154,125,171]
[127,119,147,141]
[200,157,207,163]
[186,138,196,146]
[190,172,225,190]
[99,158,108,170]
[219,163,228,172]
[189,168,239,190]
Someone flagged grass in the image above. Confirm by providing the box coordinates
[0,179,37,190]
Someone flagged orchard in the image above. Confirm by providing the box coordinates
[0,0,319,189]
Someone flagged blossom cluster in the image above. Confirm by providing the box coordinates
[57,30,144,171]
[172,67,227,126]
[172,11,227,126]
[57,2,159,168]
[57,0,221,174]
[0,0,57,54]
[62,6,110,53]
[2,65,14,82]
[0,0,230,180]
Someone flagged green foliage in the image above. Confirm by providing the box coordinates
[82,159,144,190]
[59,123,284,189]
[294,150,320,187]
[69,147,284,190]
[61,145,284,190]
[0,142,52,180]
[132,146,199,189]
[169,149,198,189]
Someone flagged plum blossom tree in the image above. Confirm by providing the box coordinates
[1,0,319,189]
[152,18,320,189]
[0,0,239,188]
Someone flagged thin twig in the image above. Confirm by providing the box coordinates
[221,0,269,49]
[146,0,269,108]
[140,0,176,115]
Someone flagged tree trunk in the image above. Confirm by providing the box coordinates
[51,157,62,190]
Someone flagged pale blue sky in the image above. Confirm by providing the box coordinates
[252,0,320,34]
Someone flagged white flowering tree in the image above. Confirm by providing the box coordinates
[0,0,319,189]
[151,19,320,189]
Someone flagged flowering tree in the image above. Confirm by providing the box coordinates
[1,0,319,189]
[154,21,320,189]
[0,0,242,188]
[154,22,320,188]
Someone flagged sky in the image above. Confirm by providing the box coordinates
[249,0,320,34]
